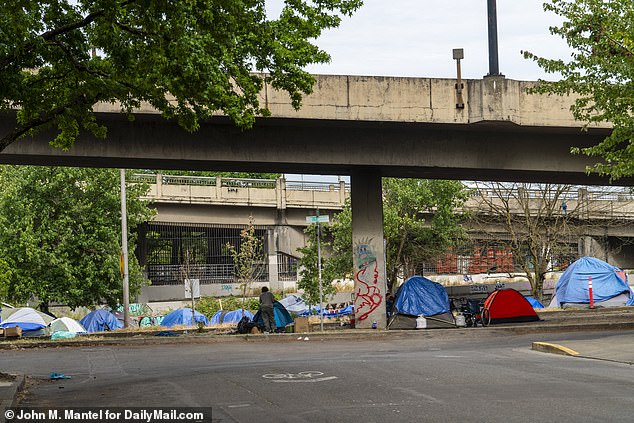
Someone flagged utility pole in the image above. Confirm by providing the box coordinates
[120,169,130,328]
[316,208,324,332]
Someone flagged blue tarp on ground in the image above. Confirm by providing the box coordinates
[211,309,254,325]
[161,308,209,327]
[253,302,293,330]
[393,276,451,317]
[525,296,545,309]
[79,309,123,332]
[553,256,634,307]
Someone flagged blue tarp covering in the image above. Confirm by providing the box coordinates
[554,256,634,306]
[211,309,254,325]
[525,296,545,309]
[393,276,451,316]
[299,304,354,318]
[79,309,123,333]
[161,308,209,327]
[253,302,293,329]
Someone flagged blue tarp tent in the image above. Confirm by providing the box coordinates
[525,296,545,309]
[161,308,209,327]
[211,309,254,325]
[253,302,293,332]
[551,256,634,308]
[388,276,455,329]
[80,309,123,332]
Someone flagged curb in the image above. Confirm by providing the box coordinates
[0,372,25,423]
[2,321,634,350]
[532,342,579,356]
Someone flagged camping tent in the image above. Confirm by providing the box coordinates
[550,256,634,308]
[278,295,311,314]
[0,307,55,331]
[525,296,545,309]
[482,289,540,325]
[211,309,254,325]
[253,302,293,332]
[80,309,124,332]
[388,276,455,329]
[160,308,209,327]
[49,317,87,334]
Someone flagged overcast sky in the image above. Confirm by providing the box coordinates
[268,0,570,81]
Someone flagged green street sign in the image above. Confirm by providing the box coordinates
[306,215,330,223]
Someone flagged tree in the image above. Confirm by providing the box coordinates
[468,182,619,301]
[226,216,265,312]
[0,165,154,310]
[0,0,362,152]
[523,0,634,180]
[297,223,338,309]
[382,178,468,293]
[298,179,469,296]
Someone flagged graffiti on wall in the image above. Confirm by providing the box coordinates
[354,240,383,321]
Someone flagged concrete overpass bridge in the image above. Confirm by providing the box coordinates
[1,74,627,327]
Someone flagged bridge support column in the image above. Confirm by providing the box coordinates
[351,171,387,329]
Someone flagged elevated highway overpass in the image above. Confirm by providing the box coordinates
[1,74,627,327]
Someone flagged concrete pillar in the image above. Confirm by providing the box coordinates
[351,171,387,329]
[267,227,280,292]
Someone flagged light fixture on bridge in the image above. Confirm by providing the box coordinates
[453,48,465,109]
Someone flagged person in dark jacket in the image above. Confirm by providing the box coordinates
[259,286,276,333]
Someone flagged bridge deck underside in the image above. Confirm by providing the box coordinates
[1,113,626,186]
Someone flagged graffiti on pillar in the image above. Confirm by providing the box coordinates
[354,240,383,322]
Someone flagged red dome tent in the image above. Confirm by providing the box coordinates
[482,289,540,325]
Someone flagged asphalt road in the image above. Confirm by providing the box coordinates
[4,330,634,423]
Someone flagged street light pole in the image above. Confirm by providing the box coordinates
[120,169,130,328]
[316,208,324,332]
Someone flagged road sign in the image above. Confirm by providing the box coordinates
[306,215,329,223]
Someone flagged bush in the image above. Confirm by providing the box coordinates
[196,296,260,318]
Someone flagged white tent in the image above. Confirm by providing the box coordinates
[0,307,54,331]
[49,317,87,334]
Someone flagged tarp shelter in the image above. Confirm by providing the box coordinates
[482,289,540,324]
[525,296,545,309]
[253,302,293,332]
[80,309,124,332]
[550,256,634,308]
[211,309,254,325]
[49,317,87,334]
[0,307,55,331]
[160,308,209,327]
[278,295,310,314]
[388,276,455,329]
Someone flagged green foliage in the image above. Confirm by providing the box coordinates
[226,216,265,306]
[297,224,339,307]
[0,0,362,151]
[197,295,261,318]
[382,178,468,292]
[523,0,634,180]
[0,166,154,309]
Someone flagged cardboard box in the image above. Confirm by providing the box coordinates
[4,326,22,338]
[294,317,310,333]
